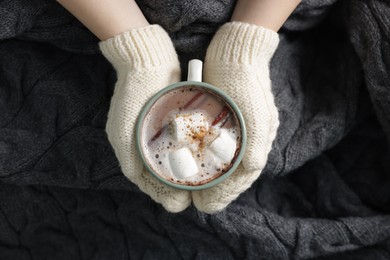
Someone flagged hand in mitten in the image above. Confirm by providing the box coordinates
[192,22,280,213]
[100,25,191,212]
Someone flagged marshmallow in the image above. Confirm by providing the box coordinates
[169,147,199,179]
[172,112,208,143]
[208,129,237,164]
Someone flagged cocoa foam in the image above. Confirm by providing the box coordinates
[140,86,241,186]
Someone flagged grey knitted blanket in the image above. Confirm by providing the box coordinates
[1,0,390,259]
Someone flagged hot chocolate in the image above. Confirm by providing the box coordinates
[139,85,242,186]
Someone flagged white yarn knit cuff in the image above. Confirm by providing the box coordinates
[206,22,280,65]
[99,25,178,70]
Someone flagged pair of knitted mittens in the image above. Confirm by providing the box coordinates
[99,22,279,213]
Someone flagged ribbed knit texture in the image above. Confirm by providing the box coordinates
[99,25,179,71]
[193,22,280,213]
[99,25,191,213]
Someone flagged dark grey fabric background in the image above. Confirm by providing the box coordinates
[1,0,390,259]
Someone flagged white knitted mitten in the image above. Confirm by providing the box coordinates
[192,22,280,213]
[100,25,191,212]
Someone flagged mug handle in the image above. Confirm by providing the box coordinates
[187,59,203,82]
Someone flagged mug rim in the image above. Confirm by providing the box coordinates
[135,81,247,191]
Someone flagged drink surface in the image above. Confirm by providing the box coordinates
[140,85,241,186]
